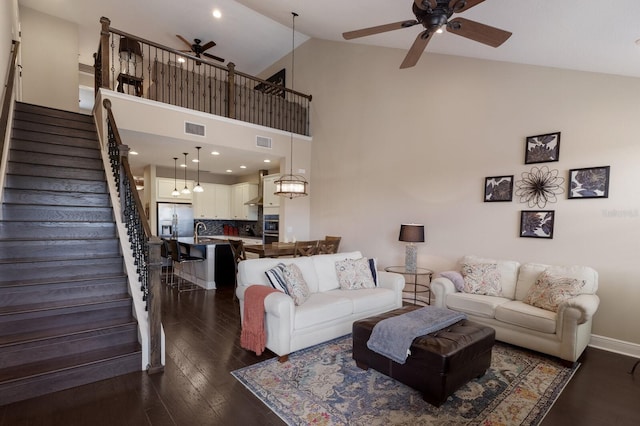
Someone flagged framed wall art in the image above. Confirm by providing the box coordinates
[484,175,514,202]
[568,166,610,199]
[520,210,555,239]
[524,132,561,164]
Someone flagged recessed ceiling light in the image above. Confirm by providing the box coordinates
[263,159,271,163]
[177,57,186,63]
[213,9,222,19]
[240,165,247,169]
[226,169,233,173]
[130,150,138,155]
[211,151,220,156]
[180,163,187,168]
[192,158,199,163]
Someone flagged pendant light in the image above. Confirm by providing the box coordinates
[193,146,203,193]
[275,11,308,199]
[181,152,191,194]
[171,157,180,197]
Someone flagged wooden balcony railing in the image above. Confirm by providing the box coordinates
[94,17,312,136]
[0,40,20,166]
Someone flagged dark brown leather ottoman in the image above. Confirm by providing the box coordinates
[352,306,495,407]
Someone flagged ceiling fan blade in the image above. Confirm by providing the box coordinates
[449,0,486,13]
[400,30,433,69]
[176,34,192,49]
[447,17,512,47]
[203,52,225,63]
[414,0,438,10]
[343,20,419,40]
[201,41,216,51]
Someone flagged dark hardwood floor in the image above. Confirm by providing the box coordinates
[1,278,639,425]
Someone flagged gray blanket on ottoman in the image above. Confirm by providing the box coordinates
[366,306,466,364]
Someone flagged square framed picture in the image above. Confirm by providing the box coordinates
[525,132,561,164]
[568,166,610,199]
[484,175,514,202]
[520,210,555,239]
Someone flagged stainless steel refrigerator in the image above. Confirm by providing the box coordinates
[157,202,194,238]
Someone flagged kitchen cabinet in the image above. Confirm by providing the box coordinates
[230,183,258,220]
[157,177,192,202]
[193,183,230,219]
[262,174,280,208]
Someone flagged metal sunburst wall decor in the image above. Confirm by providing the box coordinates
[515,166,565,208]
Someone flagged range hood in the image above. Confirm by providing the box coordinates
[245,169,268,206]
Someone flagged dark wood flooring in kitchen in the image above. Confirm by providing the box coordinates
[1,280,639,425]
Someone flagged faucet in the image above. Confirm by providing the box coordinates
[194,221,207,241]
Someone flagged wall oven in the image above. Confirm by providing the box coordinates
[263,214,279,244]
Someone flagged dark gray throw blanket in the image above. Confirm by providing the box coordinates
[367,307,467,364]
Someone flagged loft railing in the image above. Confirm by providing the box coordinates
[103,98,163,374]
[94,17,312,136]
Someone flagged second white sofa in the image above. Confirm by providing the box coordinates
[237,251,404,361]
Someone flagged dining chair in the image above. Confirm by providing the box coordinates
[293,240,319,257]
[318,236,341,254]
[168,239,204,292]
[228,239,246,300]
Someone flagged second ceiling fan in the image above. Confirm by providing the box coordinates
[342,0,512,69]
[176,35,225,63]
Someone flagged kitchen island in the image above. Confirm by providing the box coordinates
[171,236,261,290]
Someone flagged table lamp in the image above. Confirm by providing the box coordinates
[399,224,425,273]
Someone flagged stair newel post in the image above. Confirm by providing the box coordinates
[227,62,236,120]
[99,17,111,91]
[147,236,164,374]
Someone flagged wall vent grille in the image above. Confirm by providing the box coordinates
[185,121,205,137]
[256,135,272,149]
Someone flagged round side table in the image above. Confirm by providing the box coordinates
[385,266,433,305]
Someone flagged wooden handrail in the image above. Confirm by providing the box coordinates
[103,98,163,374]
[0,40,20,159]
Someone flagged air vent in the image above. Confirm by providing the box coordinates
[256,135,272,149]
[185,121,205,137]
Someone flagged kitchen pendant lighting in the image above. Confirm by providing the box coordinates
[171,157,180,197]
[193,146,204,193]
[275,11,308,199]
[181,152,191,195]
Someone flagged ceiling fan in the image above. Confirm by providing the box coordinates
[342,0,512,69]
[176,35,225,63]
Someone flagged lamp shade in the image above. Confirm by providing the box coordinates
[398,224,425,243]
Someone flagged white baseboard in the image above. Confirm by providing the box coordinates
[589,334,640,359]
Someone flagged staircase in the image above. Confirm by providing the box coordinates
[0,102,141,405]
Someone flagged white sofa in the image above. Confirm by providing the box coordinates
[236,251,404,360]
[431,255,600,364]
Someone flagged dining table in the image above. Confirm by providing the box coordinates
[244,242,296,258]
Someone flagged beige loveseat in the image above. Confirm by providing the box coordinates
[431,255,600,364]
[236,251,404,361]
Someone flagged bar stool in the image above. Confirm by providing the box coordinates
[228,239,246,300]
[168,239,204,292]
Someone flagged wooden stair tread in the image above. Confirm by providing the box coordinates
[0,253,123,265]
[0,342,141,383]
[0,293,132,316]
[0,318,137,347]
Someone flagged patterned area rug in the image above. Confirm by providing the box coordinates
[232,335,579,426]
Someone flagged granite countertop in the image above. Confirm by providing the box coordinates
[175,236,263,246]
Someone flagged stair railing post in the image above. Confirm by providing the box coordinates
[227,62,236,119]
[117,143,129,217]
[147,236,164,374]
[99,17,111,91]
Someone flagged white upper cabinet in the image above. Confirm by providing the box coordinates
[262,174,280,208]
[193,183,231,219]
[230,183,258,220]
[157,177,193,202]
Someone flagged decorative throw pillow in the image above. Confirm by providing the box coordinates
[264,263,289,294]
[438,270,465,292]
[282,263,311,305]
[335,257,376,290]
[461,263,502,296]
[523,270,586,312]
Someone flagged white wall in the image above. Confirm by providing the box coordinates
[0,0,19,99]
[289,39,640,346]
[19,6,78,111]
